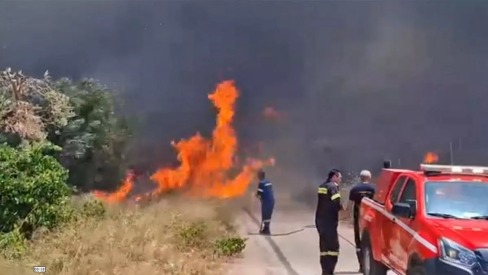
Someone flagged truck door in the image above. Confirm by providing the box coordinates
[394,177,418,274]
[383,175,407,271]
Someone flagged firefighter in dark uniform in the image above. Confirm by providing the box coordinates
[255,170,275,235]
[315,168,343,275]
[346,170,375,273]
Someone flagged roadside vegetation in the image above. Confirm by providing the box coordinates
[0,68,246,274]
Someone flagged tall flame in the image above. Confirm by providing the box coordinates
[423,152,439,164]
[93,80,273,202]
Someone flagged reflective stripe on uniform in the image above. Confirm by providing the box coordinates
[320,251,339,256]
[264,182,272,186]
[318,187,328,194]
[262,219,271,222]
[257,188,263,192]
[331,193,341,200]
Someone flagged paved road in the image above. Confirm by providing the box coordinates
[226,200,395,275]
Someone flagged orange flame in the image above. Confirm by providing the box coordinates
[93,80,273,202]
[423,152,439,164]
[93,170,135,202]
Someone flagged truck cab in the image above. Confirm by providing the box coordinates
[359,164,488,275]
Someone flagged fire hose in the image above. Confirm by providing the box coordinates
[242,206,356,247]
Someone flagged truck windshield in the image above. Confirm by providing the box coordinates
[425,181,488,219]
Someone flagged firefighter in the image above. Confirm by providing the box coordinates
[315,168,343,275]
[346,170,375,272]
[255,169,275,235]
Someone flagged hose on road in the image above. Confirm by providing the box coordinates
[243,208,356,247]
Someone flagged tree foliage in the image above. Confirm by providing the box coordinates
[53,78,132,191]
[0,67,133,260]
[0,143,73,236]
[0,68,73,144]
[0,68,132,191]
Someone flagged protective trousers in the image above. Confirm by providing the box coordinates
[260,201,274,233]
[316,221,339,275]
[353,216,362,269]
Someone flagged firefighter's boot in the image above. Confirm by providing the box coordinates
[260,221,271,235]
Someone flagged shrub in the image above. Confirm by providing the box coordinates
[177,221,209,250]
[13,200,236,274]
[213,236,246,256]
[80,199,106,218]
[0,230,26,259]
[0,143,73,237]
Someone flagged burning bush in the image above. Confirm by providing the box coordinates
[93,80,274,203]
[0,74,251,274]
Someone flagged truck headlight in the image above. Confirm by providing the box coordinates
[439,238,477,267]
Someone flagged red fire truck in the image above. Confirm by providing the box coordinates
[359,163,488,275]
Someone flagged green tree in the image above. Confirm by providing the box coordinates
[0,142,73,236]
[52,78,132,191]
[0,68,133,192]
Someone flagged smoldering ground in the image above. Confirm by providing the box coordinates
[2,1,488,197]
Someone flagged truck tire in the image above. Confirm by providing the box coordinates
[362,234,388,275]
[407,265,427,275]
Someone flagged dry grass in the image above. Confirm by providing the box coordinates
[0,197,246,275]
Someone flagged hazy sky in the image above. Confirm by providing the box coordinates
[2,0,488,182]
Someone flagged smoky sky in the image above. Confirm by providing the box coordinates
[2,0,488,186]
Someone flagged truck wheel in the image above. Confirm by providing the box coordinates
[362,235,388,275]
[407,265,427,275]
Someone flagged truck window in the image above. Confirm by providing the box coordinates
[399,178,417,202]
[389,176,406,204]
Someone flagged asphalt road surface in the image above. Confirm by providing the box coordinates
[226,199,395,275]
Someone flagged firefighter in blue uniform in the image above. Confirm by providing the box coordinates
[255,170,275,235]
[315,168,343,275]
[346,170,376,272]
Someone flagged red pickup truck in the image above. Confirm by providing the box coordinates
[359,163,488,275]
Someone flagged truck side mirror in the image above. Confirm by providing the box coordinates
[405,199,417,217]
[392,202,414,219]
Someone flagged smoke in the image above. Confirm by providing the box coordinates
[2,0,488,195]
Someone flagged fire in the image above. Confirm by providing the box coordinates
[423,152,439,164]
[93,80,273,202]
[92,170,135,203]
